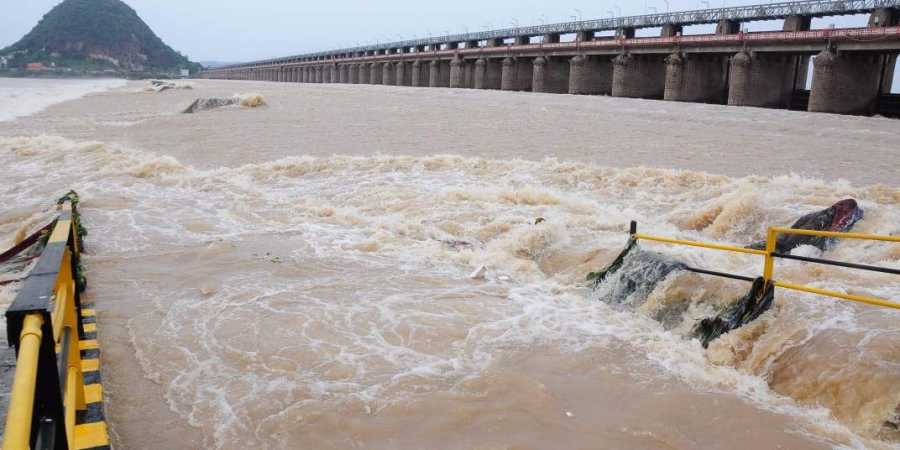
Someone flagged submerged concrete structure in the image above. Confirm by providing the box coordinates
[200,1,900,117]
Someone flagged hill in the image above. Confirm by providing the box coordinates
[1,0,201,76]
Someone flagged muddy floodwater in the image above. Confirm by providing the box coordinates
[1,78,899,449]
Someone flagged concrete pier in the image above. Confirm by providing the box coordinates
[462,60,476,88]
[370,62,383,84]
[727,51,798,108]
[661,23,683,37]
[382,62,395,85]
[869,7,898,27]
[450,57,464,88]
[429,60,451,87]
[530,57,568,93]
[411,60,425,87]
[809,49,887,115]
[202,2,900,118]
[474,58,503,90]
[612,53,666,99]
[716,19,740,35]
[500,57,533,91]
[395,61,410,86]
[358,63,369,84]
[664,53,729,103]
[568,55,613,95]
[500,58,515,91]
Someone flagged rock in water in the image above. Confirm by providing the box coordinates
[592,247,687,309]
[147,80,193,92]
[238,94,266,108]
[749,199,864,252]
[182,95,266,114]
[182,98,239,114]
[693,277,774,348]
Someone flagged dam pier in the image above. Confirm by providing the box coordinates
[200,1,900,116]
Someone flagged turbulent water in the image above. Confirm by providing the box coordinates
[0,80,899,449]
[0,78,126,122]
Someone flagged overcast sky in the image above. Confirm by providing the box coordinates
[0,0,871,62]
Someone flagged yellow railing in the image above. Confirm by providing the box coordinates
[767,227,900,310]
[2,198,87,450]
[3,314,43,449]
[631,221,900,310]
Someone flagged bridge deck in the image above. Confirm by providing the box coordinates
[224,0,900,68]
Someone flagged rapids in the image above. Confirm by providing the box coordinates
[1,133,898,449]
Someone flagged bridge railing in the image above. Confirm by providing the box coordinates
[3,194,87,450]
[204,26,900,73]
[629,221,900,310]
[213,0,900,69]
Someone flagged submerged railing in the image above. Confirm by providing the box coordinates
[2,193,90,450]
[630,221,900,310]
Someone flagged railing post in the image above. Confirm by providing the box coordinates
[763,227,777,283]
[3,314,44,450]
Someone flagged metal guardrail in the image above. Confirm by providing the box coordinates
[2,195,88,450]
[204,26,900,73]
[216,0,900,69]
[630,221,900,310]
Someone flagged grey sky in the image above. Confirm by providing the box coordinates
[1,0,871,62]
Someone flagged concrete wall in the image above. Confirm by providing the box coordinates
[664,53,729,103]
[809,49,886,115]
[612,53,666,99]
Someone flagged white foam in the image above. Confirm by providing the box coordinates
[2,135,899,449]
[0,78,126,122]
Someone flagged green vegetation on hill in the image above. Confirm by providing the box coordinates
[1,0,201,76]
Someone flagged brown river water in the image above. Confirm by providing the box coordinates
[0,79,899,449]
